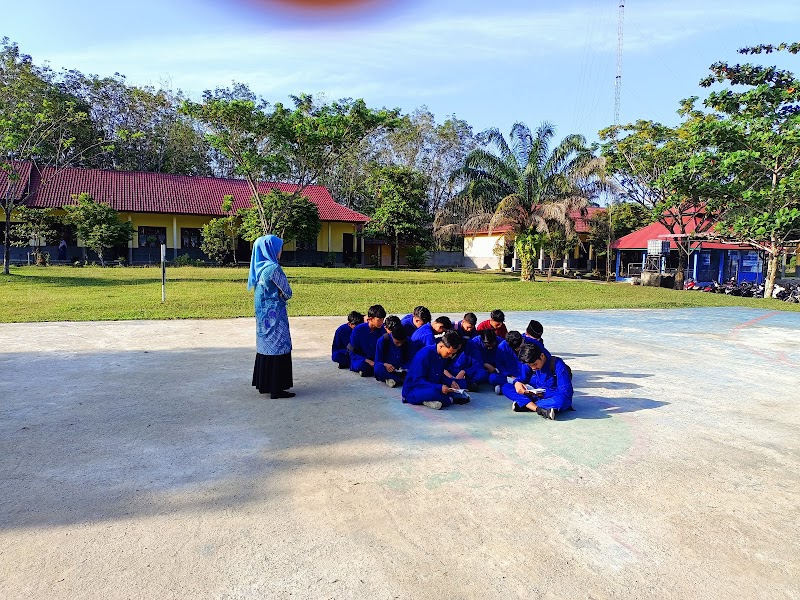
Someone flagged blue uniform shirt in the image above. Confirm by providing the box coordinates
[349,322,386,366]
[402,344,447,396]
[411,322,437,346]
[332,323,351,360]
[375,333,419,370]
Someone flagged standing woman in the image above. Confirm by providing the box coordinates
[249,235,295,399]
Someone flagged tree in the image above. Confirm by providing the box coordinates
[236,190,321,246]
[362,166,431,268]
[443,122,606,280]
[64,72,211,175]
[9,206,60,264]
[62,193,134,265]
[201,217,236,265]
[688,42,800,297]
[598,118,719,289]
[1,39,104,274]
[587,202,651,272]
[183,90,399,238]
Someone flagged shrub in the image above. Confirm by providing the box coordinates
[405,246,429,269]
[173,254,204,267]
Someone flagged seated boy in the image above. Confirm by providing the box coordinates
[522,319,545,347]
[477,309,508,339]
[375,316,419,387]
[502,343,573,420]
[401,306,431,339]
[411,315,452,346]
[402,330,470,410]
[444,343,480,392]
[331,310,364,369]
[465,329,520,391]
[454,312,478,339]
[348,304,387,377]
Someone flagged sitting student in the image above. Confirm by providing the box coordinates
[444,344,480,392]
[477,309,508,339]
[349,304,387,377]
[465,329,520,391]
[375,317,419,388]
[412,315,452,346]
[502,343,573,420]
[401,306,431,339]
[505,330,524,356]
[331,310,364,369]
[402,330,470,410]
[454,312,478,339]
[522,319,545,347]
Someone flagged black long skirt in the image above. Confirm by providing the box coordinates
[252,352,293,396]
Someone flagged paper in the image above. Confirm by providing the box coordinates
[524,384,546,394]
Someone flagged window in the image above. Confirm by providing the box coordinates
[181,228,203,249]
[296,238,316,251]
[138,226,167,248]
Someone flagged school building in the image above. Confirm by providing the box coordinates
[1,162,370,265]
[462,207,604,271]
[612,218,769,284]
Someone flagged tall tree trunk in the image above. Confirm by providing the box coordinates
[764,245,780,299]
[674,250,687,290]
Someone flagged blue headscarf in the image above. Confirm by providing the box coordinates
[248,235,284,291]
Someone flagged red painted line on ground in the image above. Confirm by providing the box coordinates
[731,311,781,334]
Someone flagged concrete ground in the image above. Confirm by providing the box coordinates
[0,308,798,600]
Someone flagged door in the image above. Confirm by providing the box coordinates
[342,233,354,265]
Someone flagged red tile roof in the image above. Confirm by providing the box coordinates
[612,217,751,250]
[463,207,603,236]
[18,163,368,223]
[0,161,33,200]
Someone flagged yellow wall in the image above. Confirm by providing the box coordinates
[2,207,359,252]
[318,222,358,253]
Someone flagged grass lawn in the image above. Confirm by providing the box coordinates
[0,265,797,323]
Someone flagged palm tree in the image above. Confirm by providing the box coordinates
[438,122,607,280]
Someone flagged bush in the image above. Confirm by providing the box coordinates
[324,252,336,267]
[406,246,429,269]
[173,254,204,267]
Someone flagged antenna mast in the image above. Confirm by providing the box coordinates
[607,0,625,281]
[614,1,625,127]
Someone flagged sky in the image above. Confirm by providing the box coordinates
[5,0,800,144]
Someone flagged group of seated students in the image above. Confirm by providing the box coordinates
[331,305,573,420]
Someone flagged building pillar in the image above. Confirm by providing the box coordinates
[327,223,331,255]
[173,217,178,260]
[538,246,545,271]
[615,250,621,279]
[128,216,133,264]
[718,251,725,283]
[692,252,698,281]
[172,217,179,260]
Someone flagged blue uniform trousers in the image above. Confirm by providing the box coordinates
[404,383,453,407]
[375,363,406,385]
[501,383,564,410]
[332,348,350,368]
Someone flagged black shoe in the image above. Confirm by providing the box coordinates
[467,382,479,393]
[271,391,296,399]
[337,362,347,369]
[360,370,371,377]
[536,407,555,420]
[512,402,533,412]
[451,395,470,405]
